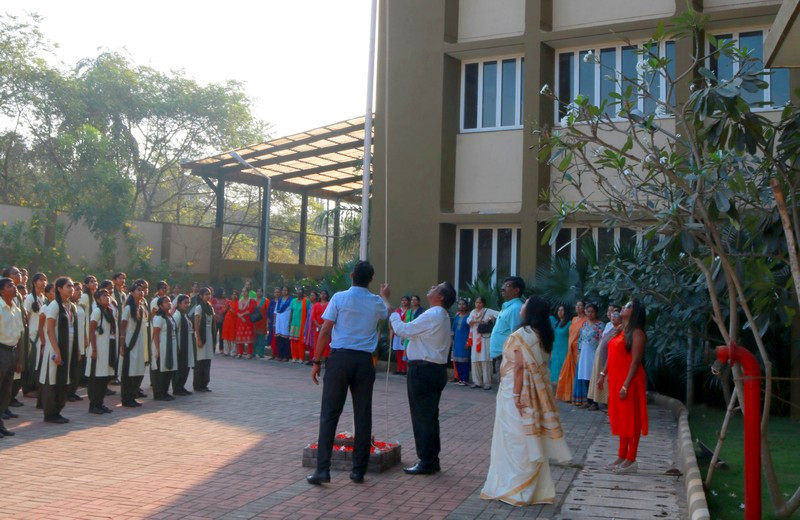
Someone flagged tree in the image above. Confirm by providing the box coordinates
[537,9,800,516]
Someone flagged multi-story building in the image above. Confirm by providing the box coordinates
[369,0,800,297]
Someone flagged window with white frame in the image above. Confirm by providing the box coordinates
[555,41,676,123]
[461,56,525,132]
[456,226,522,290]
[708,29,790,108]
[550,226,640,265]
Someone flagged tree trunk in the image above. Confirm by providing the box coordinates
[705,389,738,488]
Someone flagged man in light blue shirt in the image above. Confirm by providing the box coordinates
[307,261,389,486]
[489,276,525,361]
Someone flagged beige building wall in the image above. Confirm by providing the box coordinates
[454,130,523,213]
[59,216,102,265]
[458,0,526,42]
[551,0,674,31]
[170,224,213,274]
[0,205,33,227]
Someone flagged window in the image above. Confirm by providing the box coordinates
[549,226,642,262]
[555,41,676,123]
[461,56,525,132]
[709,29,790,108]
[455,226,521,289]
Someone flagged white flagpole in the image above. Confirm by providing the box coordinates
[359,0,378,261]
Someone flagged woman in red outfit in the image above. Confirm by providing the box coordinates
[309,290,330,360]
[598,298,648,473]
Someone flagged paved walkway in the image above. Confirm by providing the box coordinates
[0,356,685,519]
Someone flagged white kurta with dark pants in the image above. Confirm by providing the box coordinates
[152,315,178,398]
[173,310,195,392]
[119,304,147,406]
[87,307,116,409]
[39,301,77,419]
[193,305,214,390]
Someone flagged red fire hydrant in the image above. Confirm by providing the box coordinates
[714,342,762,520]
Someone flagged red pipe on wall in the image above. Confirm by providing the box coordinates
[715,343,762,520]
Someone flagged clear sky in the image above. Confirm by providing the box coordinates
[6,0,372,137]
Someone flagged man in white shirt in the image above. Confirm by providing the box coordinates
[307,261,390,485]
[0,277,23,437]
[390,281,456,475]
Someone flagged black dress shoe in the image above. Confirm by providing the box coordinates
[101,405,113,413]
[56,415,70,424]
[105,389,117,396]
[71,393,84,401]
[306,470,331,485]
[9,398,23,407]
[3,410,18,419]
[89,406,105,415]
[0,427,15,436]
[349,471,365,483]
[403,463,436,475]
[136,389,148,398]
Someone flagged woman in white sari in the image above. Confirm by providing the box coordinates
[481,296,572,506]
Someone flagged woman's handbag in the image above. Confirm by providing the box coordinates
[476,318,494,336]
[249,307,263,323]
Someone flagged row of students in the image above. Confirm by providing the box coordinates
[0,266,216,434]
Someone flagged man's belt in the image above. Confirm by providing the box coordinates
[0,342,17,350]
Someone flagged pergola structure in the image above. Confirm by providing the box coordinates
[181,116,369,277]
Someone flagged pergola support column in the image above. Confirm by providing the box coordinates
[299,193,309,265]
[333,199,341,267]
[210,179,225,282]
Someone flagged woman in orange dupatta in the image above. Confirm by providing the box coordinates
[555,300,585,402]
[481,296,571,506]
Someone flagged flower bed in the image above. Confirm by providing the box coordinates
[302,431,402,473]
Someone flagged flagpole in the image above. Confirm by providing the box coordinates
[359,0,378,261]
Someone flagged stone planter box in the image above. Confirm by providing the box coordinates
[302,433,402,473]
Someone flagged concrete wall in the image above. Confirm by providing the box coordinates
[454,130,523,213]
[458,0,525,42]
[552,0,674,31]
[0,203,334,282]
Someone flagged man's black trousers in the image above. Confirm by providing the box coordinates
[407,360,448,469]
[316,349,375,474]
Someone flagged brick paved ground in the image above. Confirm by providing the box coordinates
[0,356,684,519]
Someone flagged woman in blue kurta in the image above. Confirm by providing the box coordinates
[549,304,571,387]
[451,298,472,385]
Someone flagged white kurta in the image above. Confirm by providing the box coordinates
[175,310,196,368]
[193,305,214,361]
[468,308,499,363]
[79,293,92,347]
[87,307,117,377]
[152,315,178,372]
[120,304,148,377]
[39,301,75,385]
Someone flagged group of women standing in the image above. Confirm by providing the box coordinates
[480,295,649,508]
[219,285,331,364]
[3,267,216,426]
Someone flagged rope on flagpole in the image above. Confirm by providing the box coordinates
[382,0,392,444]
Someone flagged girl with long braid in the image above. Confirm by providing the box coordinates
[66,282,86,402]
[193,287,215,392]
[151,296,178,401]
[23,272,47,395]
[119,282,148,407]
[87,288,116,414]
[40,277,78,424]
[172,294,195,396]
[80,276,98,388]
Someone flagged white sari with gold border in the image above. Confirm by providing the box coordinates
[481,326,572,506]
